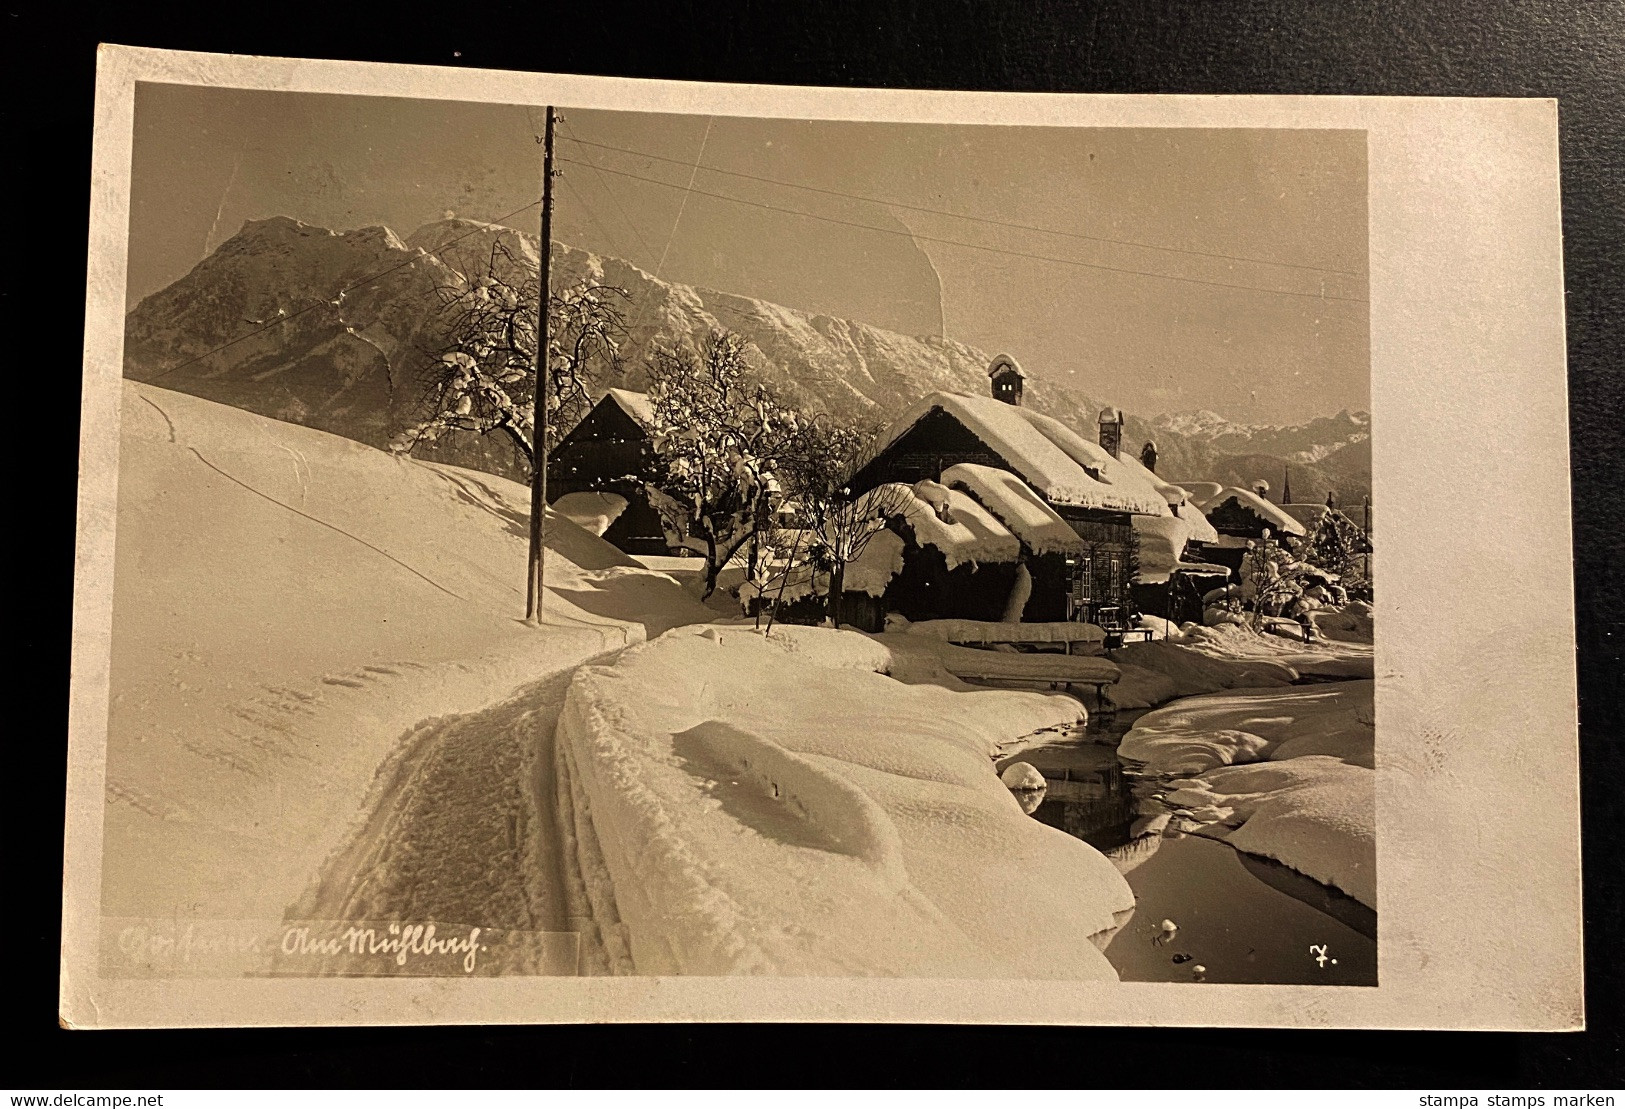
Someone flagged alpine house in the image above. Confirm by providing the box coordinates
[842,355,1220,631]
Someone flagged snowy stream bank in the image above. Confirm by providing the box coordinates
[555,624,1135,977]
[996,681,1377,985]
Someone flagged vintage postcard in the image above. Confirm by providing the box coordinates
[62,45,1582,1028]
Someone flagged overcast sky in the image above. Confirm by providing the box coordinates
[128,84,1369,424]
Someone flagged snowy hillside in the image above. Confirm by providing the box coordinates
[100,382,709,927]
[125,216,1371,502]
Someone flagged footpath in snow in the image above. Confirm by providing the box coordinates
[99,384,710,959]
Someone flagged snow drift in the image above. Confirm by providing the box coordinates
[1106,623,1373,709]
[556,624,1135,977]
[100,383,710,925]
[1120,682,1376,907]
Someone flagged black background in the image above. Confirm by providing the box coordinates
[12,0,1622,1090]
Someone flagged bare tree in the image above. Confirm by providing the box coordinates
[391,239,628,472]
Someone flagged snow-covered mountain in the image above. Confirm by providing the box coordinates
[1149,406,1371,504]
[124,216,1371,503]
[1153,407,1371,466]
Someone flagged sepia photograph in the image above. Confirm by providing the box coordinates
[61,47,1582,1030]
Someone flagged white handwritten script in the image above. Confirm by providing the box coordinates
[281,923,486,974]
[101,917,579,978]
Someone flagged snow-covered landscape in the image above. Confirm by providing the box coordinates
[98,379,1376,981]
[91,96,1383,987]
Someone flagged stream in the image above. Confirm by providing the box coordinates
[996,695,1377,986]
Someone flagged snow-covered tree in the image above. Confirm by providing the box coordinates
[1240,529,1350,635]
[1296,509,1374,599]
[390,241,628,471]
[643,331,801,599]
[779,417,911,628]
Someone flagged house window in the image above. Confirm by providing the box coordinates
[1068,554,1093,620]
[1103,553,1124,606]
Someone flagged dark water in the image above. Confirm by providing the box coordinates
[997,702,1377,986]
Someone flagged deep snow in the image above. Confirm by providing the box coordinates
[1106,623,1373,710]
[101,383,710,928]
[1119,682,1376,907]
[556,624,1135,977]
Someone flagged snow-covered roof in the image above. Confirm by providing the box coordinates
[1098,406,1123,424]
[1113,448,1195,510]
[1173,501,1219,544]
[844,528,906,597]
[1279,503,1330,530]
[1177,481,1228,510]
[941,463,1084,557]
[603,388,655,429]
[552,491,628,537]
[860,392,1168,516]
[1208,488,1308,536]
[1133,513,1228,585]
[1280,502,1370,534]
[987,353,1023,378]
[880,480,1022,569]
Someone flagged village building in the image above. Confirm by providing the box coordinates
[545,388,671,555]
[1177,481,1309,577]
[1099,416,1229,624]
[841,356,1216,632]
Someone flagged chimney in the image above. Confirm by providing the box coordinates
[1097,407,1124,457]
[1139,440,1158,473]
[987,354,1024,406]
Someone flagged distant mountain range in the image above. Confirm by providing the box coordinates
[124,216,1371,504]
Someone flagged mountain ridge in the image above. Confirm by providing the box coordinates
[124,216,1371,503]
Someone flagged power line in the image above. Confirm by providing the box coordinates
[559,118,662,264]
[559,134,1366,279]
[560,172,630,264]
[148,199,543,381]
[556,157,1368,305]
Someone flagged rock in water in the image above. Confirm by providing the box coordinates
[1000,761,1047,814]
[1001,762,1046,791]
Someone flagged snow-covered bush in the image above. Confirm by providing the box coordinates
[773,416,915,628]
[1295,509,1374,601]
[1238,530,1349,633]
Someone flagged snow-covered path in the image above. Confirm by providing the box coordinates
[289,661,596,939]
[97,384,711,940]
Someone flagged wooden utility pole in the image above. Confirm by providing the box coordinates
[525,106,557,623]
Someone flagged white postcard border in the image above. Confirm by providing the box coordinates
[63,44,1581,1030]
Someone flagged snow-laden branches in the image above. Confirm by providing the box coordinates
[643,331,801,599]
[1239,528,1352,633]
[389,239,628,473]
[776,417,910,627]
[1297,510,1374,600]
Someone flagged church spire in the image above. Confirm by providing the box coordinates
[1283,464,1293,504]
